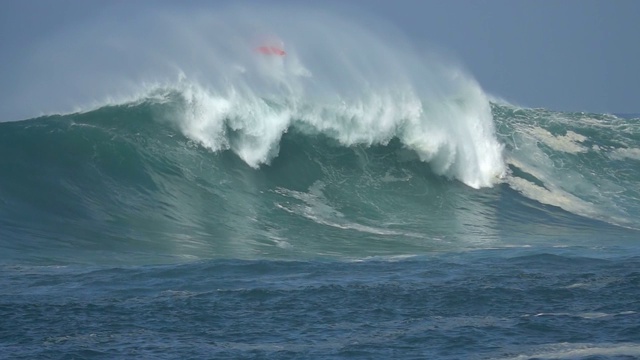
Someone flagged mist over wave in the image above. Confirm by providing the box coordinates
[9,4,505,189]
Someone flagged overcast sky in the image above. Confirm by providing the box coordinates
[1,0,638,120]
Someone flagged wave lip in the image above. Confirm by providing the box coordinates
[169,76,505,189]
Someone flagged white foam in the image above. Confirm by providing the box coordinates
[610,147,640,161]
[526,128,588,154]
[498,343,640,360]
[273,182,427,238]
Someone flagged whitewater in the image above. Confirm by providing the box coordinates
[1,5,639,359]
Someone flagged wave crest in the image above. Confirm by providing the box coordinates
[18,5,506,188]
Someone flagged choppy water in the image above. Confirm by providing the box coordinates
[3,253,640,359]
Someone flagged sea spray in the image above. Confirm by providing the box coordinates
[15,5,505,188]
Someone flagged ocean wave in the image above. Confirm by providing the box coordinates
[1,6,638,264]
[1,99,638,264]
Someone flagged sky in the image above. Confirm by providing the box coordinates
[1,0,638,120]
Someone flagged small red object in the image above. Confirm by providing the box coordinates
[256,46,286,56]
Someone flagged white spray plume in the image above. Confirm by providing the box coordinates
[13,3,505,188]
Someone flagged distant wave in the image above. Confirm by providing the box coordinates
[493,104,640,229]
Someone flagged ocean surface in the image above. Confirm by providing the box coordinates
[2,6,640,359]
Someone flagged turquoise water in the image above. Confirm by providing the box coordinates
[2,6,640,359]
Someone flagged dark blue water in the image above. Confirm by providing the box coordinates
[3,250,640,359]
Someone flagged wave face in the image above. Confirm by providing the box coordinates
[0,96,638,264]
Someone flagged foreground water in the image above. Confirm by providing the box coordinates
[3,249,640,359]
